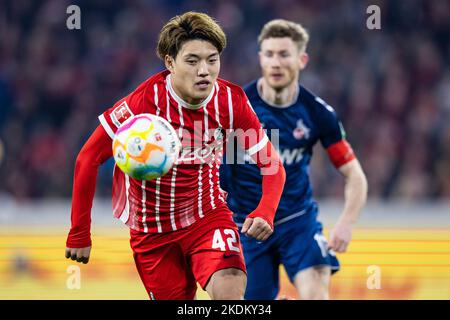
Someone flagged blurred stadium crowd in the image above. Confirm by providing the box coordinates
[0,0,449,200]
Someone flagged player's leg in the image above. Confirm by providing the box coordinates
[279,212,339,300]
[206,267,247,300]
[186,209,247,300]
[130,229,197,300]
[240,231,280,300]
[293,265,331,300]
[204,237,280,300]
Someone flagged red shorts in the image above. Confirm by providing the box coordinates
[129,208,246,300]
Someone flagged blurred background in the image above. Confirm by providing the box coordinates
[0,0,449,299]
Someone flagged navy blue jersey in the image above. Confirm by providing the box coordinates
[220,80,348,226]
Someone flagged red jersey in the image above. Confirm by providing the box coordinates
[98,70,268,234]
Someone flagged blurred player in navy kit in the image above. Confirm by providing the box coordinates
[220,19,368,300]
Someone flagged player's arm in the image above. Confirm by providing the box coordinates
[329,154,368,252]
[241,140,286,241]
[233,88,286,241]
[65,125,113,264]
[66,83,147,263]
[318,101,368,252]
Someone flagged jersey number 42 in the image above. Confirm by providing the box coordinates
[212,229,240,252]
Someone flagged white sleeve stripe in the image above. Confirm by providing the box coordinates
[98,114,115,139]
[141,180,148,233]
[154,84,160,116]
[119,174,130,224]
[247,100,257,114]
[227,86,233,129]
[247,134,269,156]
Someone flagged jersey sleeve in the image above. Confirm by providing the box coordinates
[315,97,356,168]
[98,83,147,139]
[66,125,113,248]
[232,87,268,156]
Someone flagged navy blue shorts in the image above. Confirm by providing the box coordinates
[240,206,340,300]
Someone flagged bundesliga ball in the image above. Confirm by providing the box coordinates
[112,114,181,180]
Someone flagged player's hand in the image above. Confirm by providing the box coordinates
[65,246,91,264]
[328,221,352,253]
[241,217,273,241]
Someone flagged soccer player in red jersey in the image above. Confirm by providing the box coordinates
[65,12,286,300]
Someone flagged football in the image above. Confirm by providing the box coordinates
[112,114,181,180]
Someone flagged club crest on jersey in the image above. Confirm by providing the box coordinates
[293,119,310,140]
[213,127,225,142]
[111,101,133,128]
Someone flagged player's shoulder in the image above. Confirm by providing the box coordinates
[243,80,259,101]
[133,69,169,93]
[119,70,169,112]
[299,85,337,116]
[217,77,246,98]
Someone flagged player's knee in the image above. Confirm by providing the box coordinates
[295,267,331,300]
[207,268,246,300]
[214,288,244,300]
[300,284,329,300]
